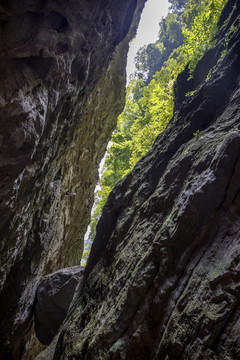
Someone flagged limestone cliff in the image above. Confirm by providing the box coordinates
[38,0,240,359]
[0,0,146,358]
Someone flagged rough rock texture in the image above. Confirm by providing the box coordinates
[38,1,240,359]
[35,266,84,345]
[0,0,146,358]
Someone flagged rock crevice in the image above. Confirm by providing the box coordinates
[37,1,240,358]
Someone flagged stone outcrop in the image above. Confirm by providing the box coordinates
[34,266,84,345]
[0,0,146,358]
[37,1,240,358]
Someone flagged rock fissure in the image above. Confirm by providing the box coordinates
[33,1,240,358]
[1,0,240,359]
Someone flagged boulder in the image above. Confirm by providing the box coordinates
[35,266,84,345]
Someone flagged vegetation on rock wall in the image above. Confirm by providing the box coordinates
[82,0,228,265]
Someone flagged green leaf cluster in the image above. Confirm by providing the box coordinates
[182,0,228,73]
[83,0,228,263]
[134,12,185,83]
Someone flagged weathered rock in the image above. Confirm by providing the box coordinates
[38,1,240,359]
[34,266,84,345]
[0,0,146,358]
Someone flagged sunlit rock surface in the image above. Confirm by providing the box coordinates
[0,0,146,358]
[38,1,240,359]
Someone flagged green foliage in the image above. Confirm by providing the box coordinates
[182,0,228,74]
[87,70,175,247]
[186,90,197,97]
[158,13,185,49]
[181,0,204,29]
[81,248,90,266]
[83,0,228,265]
[87,186,110,245]
[220,18,239,52]
[206,14,239,81]
[134,12,185,83]
[193,129,200,138]
[168,0,189,13]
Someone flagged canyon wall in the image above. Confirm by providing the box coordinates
[37,0,240,359]
[0,0,146,358]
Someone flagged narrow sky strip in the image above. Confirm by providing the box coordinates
[127,0,169,80]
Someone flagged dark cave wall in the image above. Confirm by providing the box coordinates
[0,0,146,358]
[37,1,240,359]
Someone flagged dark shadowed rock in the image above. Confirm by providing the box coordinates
[35,266,84,345]
[0,0,146,358]
[37,1,240,359]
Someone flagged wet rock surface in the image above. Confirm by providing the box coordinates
[38,1,240,359]
[0,0,146,358]
[34,266,84,346]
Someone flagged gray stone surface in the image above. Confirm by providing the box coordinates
[0,0,146,358]
[35,266,84,345]
[39,1,240,358]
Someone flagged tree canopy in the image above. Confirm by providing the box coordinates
[134,12,184,83]
[168,0,189,12]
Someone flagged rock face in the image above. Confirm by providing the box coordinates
[35,266,84,346]
[38,1,240,359]
[0,0,146,358]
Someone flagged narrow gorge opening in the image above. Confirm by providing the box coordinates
[81,0,229,266]
[81,0,170,266]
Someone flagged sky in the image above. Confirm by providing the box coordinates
[127,0,169,80]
